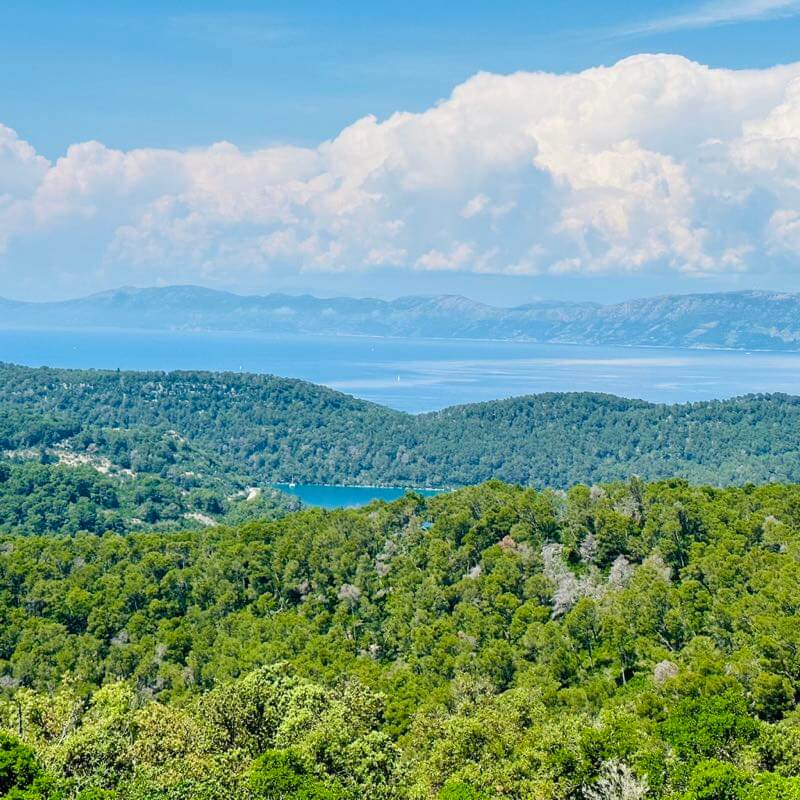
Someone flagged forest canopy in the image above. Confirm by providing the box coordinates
[2,362,800,489]
[1,479,799,798]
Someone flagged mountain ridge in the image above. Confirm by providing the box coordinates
[2,285,800,350]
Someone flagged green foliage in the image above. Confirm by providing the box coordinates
[0,733,41,794]
[661,690,760,762]
[437,782,489,800]
[0,732,61,799]
[0,454,295,536]
[0,478,799,798]
[3,363,800,489]
[0,383,300,536]
[682,760,750,800]
[248,750,342,800]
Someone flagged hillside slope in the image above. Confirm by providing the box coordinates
[2,362,799,488]
[2,479,800,797]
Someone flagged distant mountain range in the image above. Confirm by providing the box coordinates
[2,285,800,351]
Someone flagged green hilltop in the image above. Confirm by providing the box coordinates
[1,362,800,497]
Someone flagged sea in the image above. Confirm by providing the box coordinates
[4,327,800,508]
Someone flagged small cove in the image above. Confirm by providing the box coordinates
[272,483,446,509]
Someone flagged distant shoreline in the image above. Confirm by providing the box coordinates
[0,322,798,355]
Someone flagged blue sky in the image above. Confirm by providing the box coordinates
[2,1,800,303]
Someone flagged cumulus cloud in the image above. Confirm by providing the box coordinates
[0,125,49,198]
[768,209,800,253]
[2,53,800,289]
[415,243,474,271]
[0,125,51,252]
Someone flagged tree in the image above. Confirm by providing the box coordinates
[248,750,342,800]
[682,759,749,800]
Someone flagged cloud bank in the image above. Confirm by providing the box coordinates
[2,54,800,292]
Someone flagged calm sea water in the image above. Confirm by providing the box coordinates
[4,326,800,508]
[3,327,800,413]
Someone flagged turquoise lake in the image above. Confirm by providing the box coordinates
[273,483,446,509]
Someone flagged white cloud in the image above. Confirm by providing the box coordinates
[730,77,800,191]
[549,258,584,275]
[3,53,800,290]
[415,243,474,271]
[461,193,516,219]
[0,125,50,252]
[365,246,407,266]
[489,201,517,218]
[621,0,800,35]
[768,209,800,253]
[503,245,547,276]
[461,194,490,218]
[0,125,49,198]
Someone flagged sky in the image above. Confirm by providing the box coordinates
[2,0,800,304]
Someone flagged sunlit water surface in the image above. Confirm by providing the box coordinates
[3,327,799,413]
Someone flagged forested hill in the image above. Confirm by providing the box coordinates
[2,362,800,488]
[3,285,800,350]
[2,479,800,798]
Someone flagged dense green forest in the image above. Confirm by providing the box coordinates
[0,458,295,536]
[1,479,800,798]
[0,401,296,535]
[2,362,800,489]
